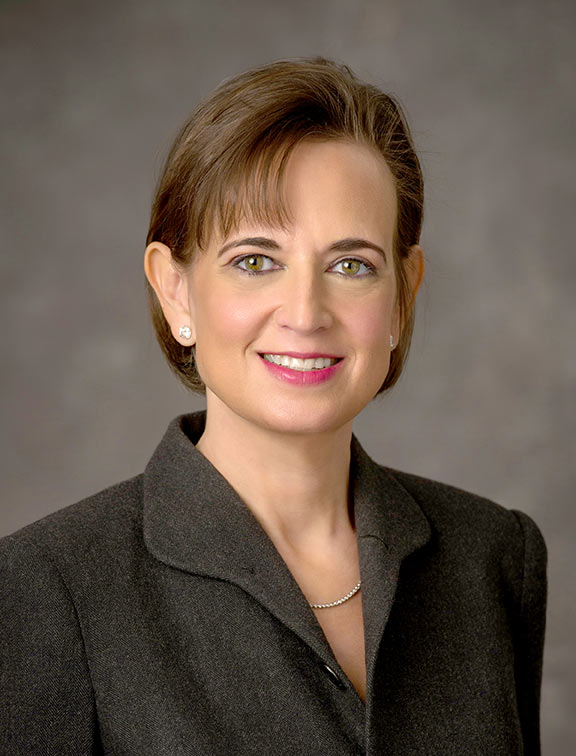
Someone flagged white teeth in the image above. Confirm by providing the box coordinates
[262,354,338,371]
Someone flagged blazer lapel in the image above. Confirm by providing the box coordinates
[351,436,431,709]
[143,413,431,700]
[143,413,335,666]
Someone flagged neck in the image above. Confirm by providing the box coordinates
[195,396,354,553]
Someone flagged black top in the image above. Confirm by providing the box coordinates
[0,412,547,755]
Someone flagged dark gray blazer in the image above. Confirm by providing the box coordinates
[0,412,547,755]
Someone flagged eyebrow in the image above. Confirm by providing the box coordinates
[218,236,388,261]
[218,237,281,257]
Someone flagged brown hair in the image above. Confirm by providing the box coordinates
[146,57,424,393]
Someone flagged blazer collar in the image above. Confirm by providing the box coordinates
[349,433,431,708]
[143,412,430,680]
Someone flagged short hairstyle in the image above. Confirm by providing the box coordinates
[146,57,424,393]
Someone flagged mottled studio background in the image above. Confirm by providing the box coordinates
[1,0,574,750]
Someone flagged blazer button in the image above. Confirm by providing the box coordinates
[321,664,346,690]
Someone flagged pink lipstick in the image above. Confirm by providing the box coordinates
[258,352,343,386]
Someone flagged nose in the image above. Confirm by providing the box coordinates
[273,269,333,334]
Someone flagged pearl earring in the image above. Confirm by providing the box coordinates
[179,326,192,340]
[390,335,396,350]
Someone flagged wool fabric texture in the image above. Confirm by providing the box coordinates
[0,412,547,755]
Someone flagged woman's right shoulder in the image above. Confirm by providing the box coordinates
[0,483,138,751]
[0,474,145,579]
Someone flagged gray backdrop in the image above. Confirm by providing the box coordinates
[1,0,574,750]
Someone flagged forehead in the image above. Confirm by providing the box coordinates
[283,140,396,232]
[205,139,397,248]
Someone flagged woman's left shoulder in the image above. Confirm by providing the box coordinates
[382,466,547,568]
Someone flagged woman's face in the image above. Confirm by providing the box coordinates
[183,139,412,435]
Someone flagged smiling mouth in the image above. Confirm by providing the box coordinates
[260,354,341,371]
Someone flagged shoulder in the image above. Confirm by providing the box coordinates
[0,474,145,585]
[385,465,508,518]
[0,485,123,750]
[387,466,544,540]
[379,466,547,636]
[381,466,547,580]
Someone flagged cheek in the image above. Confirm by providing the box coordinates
[347,295,395,351]
[195,287,265,344]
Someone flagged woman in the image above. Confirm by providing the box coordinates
[0,59,546,755]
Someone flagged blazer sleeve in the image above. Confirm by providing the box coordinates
[0,534,98,754]
[510,510,548,756]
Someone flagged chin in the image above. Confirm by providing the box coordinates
[241,396,368,437]
[204,370,384,438]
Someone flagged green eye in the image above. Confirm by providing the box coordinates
[244,255,264,272]
[235,254,278,274]
[340,259,361,275]
[332,258,374,277]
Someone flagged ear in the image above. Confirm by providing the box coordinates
[144,241,196,344]
[404,244,425,301]
[392,244,425,346]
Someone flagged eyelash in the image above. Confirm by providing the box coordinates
[232,254,377,277]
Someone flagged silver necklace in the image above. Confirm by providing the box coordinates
[309,580,362,609]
